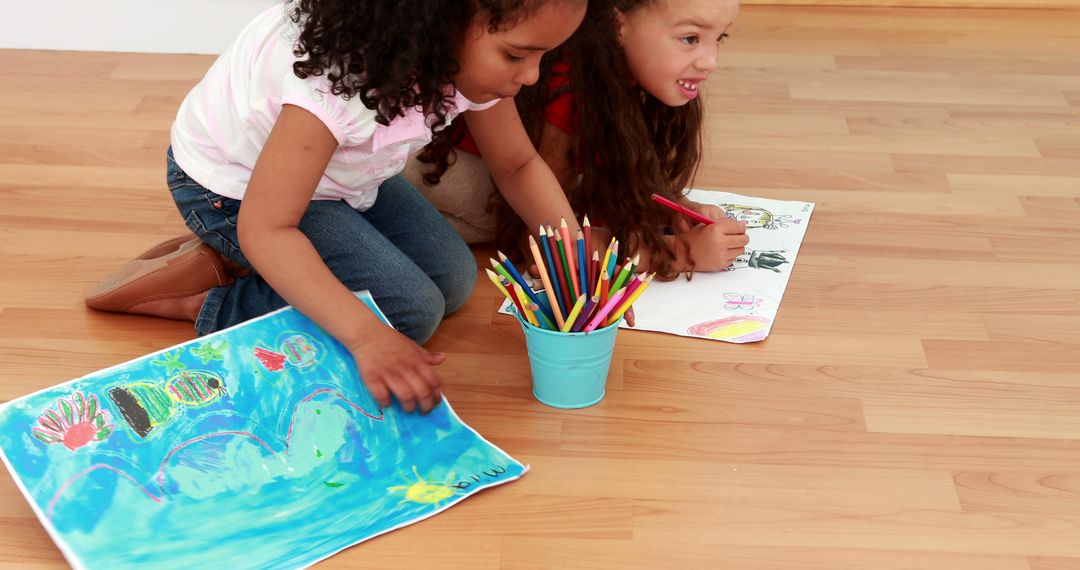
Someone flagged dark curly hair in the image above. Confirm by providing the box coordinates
[289,0,566,134]
[421,0,705,281]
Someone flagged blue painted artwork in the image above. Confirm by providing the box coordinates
[0,292,526,569]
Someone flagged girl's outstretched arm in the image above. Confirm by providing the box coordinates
[237,105,444,414]
[466,99,580,235]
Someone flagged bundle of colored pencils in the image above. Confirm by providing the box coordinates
[486,216,655,333]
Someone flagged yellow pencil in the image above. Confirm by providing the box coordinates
[510,281,539,327]
[594,236,616,298]
[485,268,519,312]
[528,234,565,329]
[605,273,655,326]
[560,294,587,332]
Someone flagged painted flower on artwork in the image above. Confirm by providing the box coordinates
[32,392,114,451]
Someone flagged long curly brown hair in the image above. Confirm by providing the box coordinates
[420,0,705,280]
[289,0,563,135]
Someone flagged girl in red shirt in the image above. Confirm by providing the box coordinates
[406,0,747,280]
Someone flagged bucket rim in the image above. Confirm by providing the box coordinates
[509,307,623,337]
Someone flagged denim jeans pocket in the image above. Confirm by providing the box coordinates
[183,207,242,262]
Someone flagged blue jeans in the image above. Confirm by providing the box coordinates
[166,148,476,344]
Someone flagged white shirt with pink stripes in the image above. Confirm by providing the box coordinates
[170,3,497,211]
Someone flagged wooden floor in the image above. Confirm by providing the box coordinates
[2,6,1080,569]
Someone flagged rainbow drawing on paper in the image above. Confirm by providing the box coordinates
[0,292,526,570]
[622,190,813,343]
[687,315,772,343]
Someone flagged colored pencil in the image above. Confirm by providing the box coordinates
[606,239,618,279]
[576,230,587,300]
[498,251,552,323]
[490,258,513,285]
[570,296,597,332]
[583,215,593,289]
[538,225,567,316]
[529,234,565,329]
[599,270,610,308]
[590,250,600,298]
[547,226,573,311]
[500,276,527,319]
[510,281,538,327]
[486,269,522,315]
[595,237,616,298]
[559,219,580,297]
[650,193,713,225]
[611,254,638,292]
[583,287,626,332]
[528,302,556,330]
[605,273,655,326]
[554,231,575,300]
[560,294,587,332]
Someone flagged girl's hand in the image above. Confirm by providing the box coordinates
[349,327,445,414]
[678,198,727,224]
[678,218,750,271]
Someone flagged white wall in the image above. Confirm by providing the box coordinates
[0,0,278,54]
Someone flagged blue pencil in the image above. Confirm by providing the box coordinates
[576,230,587,299]
[606,240,618,279]
[497,251,553,322]
[538,226,567,315]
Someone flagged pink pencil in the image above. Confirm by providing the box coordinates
[583,287,627,332]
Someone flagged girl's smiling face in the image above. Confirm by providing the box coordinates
[618,0,739,106]
[455,2,587,103]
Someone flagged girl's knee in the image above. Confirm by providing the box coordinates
[395,281,446,345]
[440,240,477,316]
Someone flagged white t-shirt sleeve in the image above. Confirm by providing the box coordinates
[278,72,353,146]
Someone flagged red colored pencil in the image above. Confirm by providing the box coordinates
[583,215,593,289]
[651,193,713,226]
[546,225,572,310]
[559,218,580,297]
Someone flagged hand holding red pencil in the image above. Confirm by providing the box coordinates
[652,193,749,271]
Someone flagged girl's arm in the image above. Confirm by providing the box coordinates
[465,99,580,235]
[529,117,747,274]
[237,104,443,414]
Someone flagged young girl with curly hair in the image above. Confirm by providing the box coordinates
[406,0,746,280]
[84,0,587,414]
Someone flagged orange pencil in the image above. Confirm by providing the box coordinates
[594,237,616,298]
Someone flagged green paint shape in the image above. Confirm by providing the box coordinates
[324,482,344,488]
